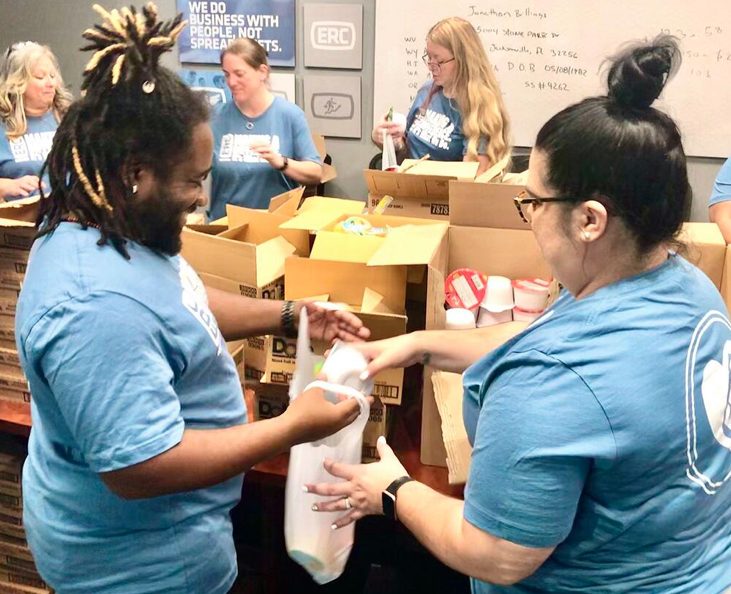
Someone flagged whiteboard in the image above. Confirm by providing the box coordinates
[374,0,731,157]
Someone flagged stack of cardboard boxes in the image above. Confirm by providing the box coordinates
[0,445,51,593]
[0,200,36,408]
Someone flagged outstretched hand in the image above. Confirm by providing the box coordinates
[302,302,370,344]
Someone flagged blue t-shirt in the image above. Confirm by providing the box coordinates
[209,97,320,218]
[708,157,731,207]
[16,223,247,594]
[0,111,56,200]
[406,82,468,162]
[462,256,731,593]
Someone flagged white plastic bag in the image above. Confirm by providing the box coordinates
[284,309,372,584]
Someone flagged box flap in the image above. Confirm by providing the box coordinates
[364,168,456,201]
[255,235,297,286]
[181,226,256,284]
[226,204,309,256]
[321,162,338,183]
[449,180,528,230]
[284,256,407,312]
[268,186,304,216]
[432,370,471,485]
[368,223,448,267]
[279,196,365,231]
[361,287,400,315]
[473,154,511,183]
[310,231,384,263]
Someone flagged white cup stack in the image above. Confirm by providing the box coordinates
[512,279,551,322]
[477,276,514,328]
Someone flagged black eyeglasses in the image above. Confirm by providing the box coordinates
[513,190,576,224]
[421,53,455,72]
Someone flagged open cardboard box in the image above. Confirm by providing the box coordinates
[208,186,304,227]
[424,182,730,473]
[420,180,550,467]
[284,257,409,405]
[363,154,521,221]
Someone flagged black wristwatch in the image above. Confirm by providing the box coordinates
[277,155,289,171]
[382,475,414,521]
[280,300,297,338]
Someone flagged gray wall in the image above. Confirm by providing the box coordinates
[0,0,723,221]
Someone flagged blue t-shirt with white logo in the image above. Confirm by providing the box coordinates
[209,97,320,218]
[0,111,57,199]
[708,157,731,207]
[16,223,246,594]
[462,256,731,593]
[406,82,468,162]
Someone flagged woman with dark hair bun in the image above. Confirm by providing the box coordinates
[306,36,731,593]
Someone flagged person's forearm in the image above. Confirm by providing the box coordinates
[206,286,287,341]
[415,322,527,373]
[102,414,298,499]
[396,481,541,585]
[0,178,11,199]
[282,160,322,186]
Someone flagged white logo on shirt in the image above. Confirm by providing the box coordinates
[685,310,731,494]
[218,133,281,163]
[410,109,454,151]
[179,258,222,355]
[9,130,55,162]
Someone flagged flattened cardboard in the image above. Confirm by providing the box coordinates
[431,371,471,484]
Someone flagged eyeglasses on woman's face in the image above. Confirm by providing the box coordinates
[421,52,455,73]
[513,189,577,224]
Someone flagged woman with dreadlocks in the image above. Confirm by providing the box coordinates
[0,41,72,200]
[15,4,369,593]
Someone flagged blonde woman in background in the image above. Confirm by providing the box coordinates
[372,17,511,175]
[0,41,71,200]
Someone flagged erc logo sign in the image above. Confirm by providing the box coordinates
[310,21,356,51]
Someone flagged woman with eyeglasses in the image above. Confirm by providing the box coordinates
[371,17,510,176]
[308,36,731,593]
[0,42,71,200]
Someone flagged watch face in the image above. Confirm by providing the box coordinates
[382,490,396,520]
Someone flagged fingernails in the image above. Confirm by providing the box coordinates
[377,435,386,446]
[302,485,309,493]
[311,504,318,511]
[359,370,370,381]
[330,524,338,530]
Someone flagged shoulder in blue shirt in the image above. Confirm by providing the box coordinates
[462,256,731,593]
[708,157,731,207]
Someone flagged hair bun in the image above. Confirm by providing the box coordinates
[607,35,680,109]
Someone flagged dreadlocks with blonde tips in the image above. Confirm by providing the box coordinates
[38,2,208,258]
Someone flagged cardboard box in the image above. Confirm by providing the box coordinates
[0,316,15,351]
[420,180,549,467]
[285,258,409,404]
[679,222,725,290]
[0,198,37,251]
